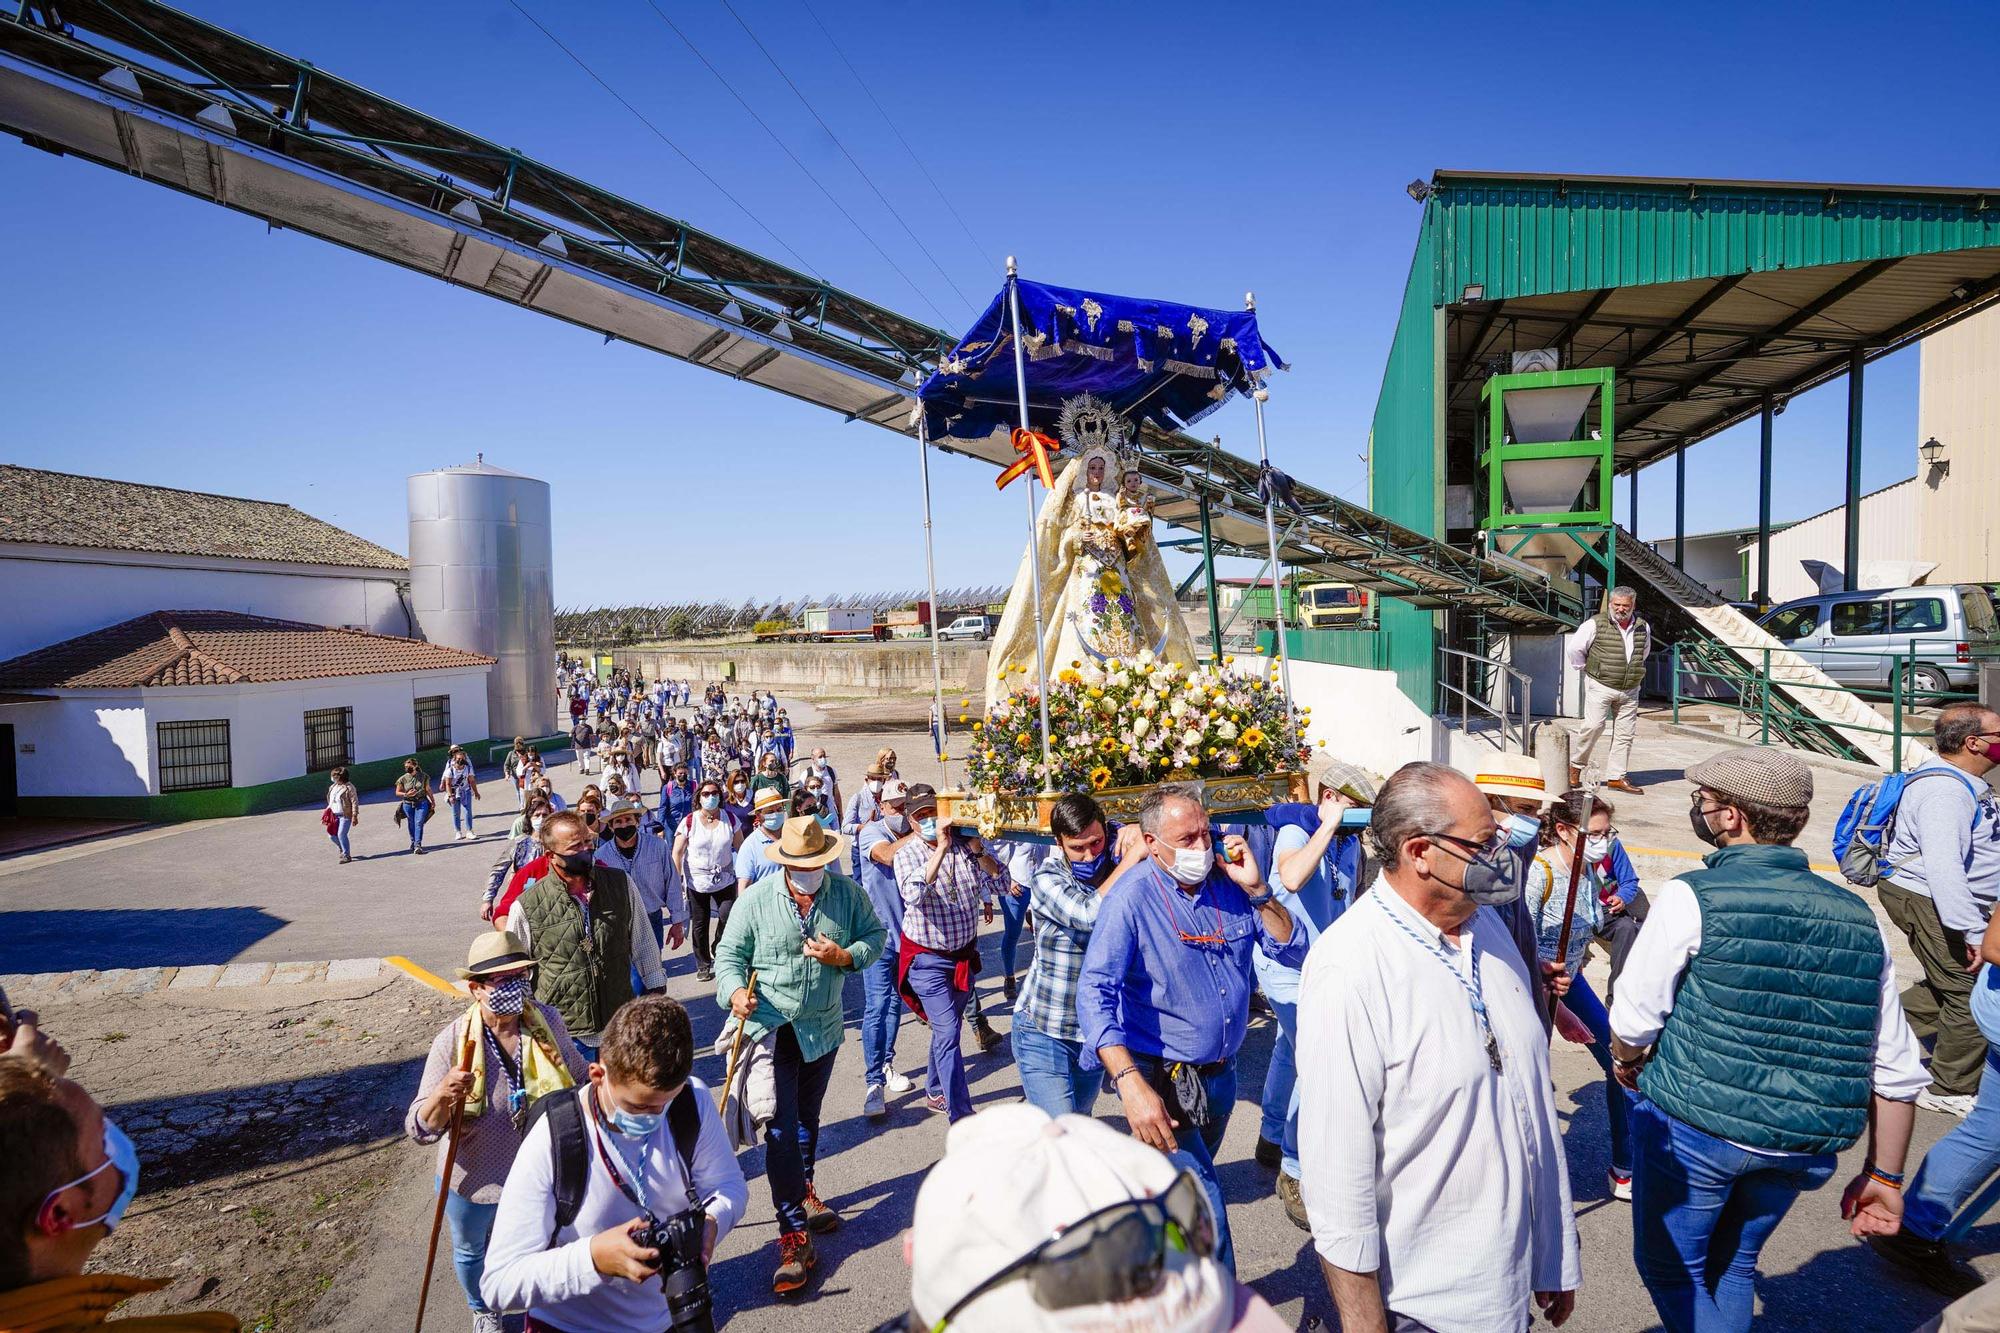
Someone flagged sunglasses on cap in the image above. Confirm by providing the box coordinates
[933,1168,1216,1328]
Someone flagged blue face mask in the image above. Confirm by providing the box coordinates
[606,1098,662,1137]
[761,812,784,832]
[41,1118,140,1234]
[916,817,939,841]
[1068,850,1110,883]
[701,794,720,812]
[1500,812,1541,849]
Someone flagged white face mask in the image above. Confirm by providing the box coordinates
[1166,844,1214,885]
[1585,835,1613,862]
[789,866,825,896]
[867,779,884,795]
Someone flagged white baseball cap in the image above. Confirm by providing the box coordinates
[909,1104,1232,1333]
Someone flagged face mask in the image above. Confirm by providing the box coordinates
[1167,844,1214,886]
[1584,835,1613,862]
[1446,840,1524,906]
[884,812,908,834]
[1690,795,1725,848]
[1068,849,1110,883]
[789,866,825,895]
[530,816,545,833]
[554,849,595,877]
[917,816,939,841]
[606,1099,661,1138]
[612,824,638,845]
[1500,812,1540,850]
[701,794,720,812]
[582,811,599,828]
[483,975,531,1015]
[867,779,884,795]
[762,812,784,832]
[41,1119,140,1235]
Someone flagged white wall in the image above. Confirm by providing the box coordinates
[1280,658,1523,780]
[0,546,411,663]
[1919,304,2000,585]
[0,667,490,797]
[1643,535,1747,600]
[1747,479,1921,604]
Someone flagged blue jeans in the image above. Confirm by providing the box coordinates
[1565,973,1633,1177]
[1258,990,1301,1177]
[441,1183,498,1314]
[905,950,971,1119]
[1011,1012,1102,1118]
[1906,1047,2000,1240]
[449,793,475,834]
[404,800,429,848]
[1131,1053,1238,1276]
[1630,1096,1836,1333]
[999,887,1030,980]
[768,1023,836,1237]
[329,816,351,859]
[860,944,903,1086]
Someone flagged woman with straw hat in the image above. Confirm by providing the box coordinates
[406,931,587,1333]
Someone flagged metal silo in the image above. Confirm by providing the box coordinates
[407,459,555,740]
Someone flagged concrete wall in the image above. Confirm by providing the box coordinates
[1267,656,1524,780]
[0,545,410,663]
[610,642,990,697]
[1747,478,1921,604]
[1919,303,2000,585]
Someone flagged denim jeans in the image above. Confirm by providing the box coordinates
[1630,1096,1836,1333]
[1906,1047,2000,1240]
[860,945,903,1087]
[767,1022,836,1237]
[905,950,971,1119]
[449,793,475,834]
[1258,991,1302,1177]
[441,1183,499,1313]
[998,887,1030,980]
[1011,1012,1102,1118]
[1565,973,1633,1178]
[1130,1053,1238,1275]
[329,816,352,859]
[403,800,429,848]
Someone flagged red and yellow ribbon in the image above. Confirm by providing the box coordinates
[996,427,1062,491]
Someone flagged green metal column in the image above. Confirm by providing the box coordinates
[1674,444,1686,569]
[1844,348,1865,592]
[1198,491,1223,664]
[1757,396,1774,604]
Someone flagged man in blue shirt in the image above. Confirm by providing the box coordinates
[1078,781,1304,1275]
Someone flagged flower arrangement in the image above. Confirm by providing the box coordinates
[961,649,1310,796]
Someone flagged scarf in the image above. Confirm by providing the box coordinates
[458,1004,574,1120]
[0,1275,238,1332]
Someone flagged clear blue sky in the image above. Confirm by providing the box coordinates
[7,0,1999,607]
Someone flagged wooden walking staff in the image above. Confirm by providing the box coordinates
[414,1021,477,1333]
[717,969,758,1120]
[1549,787,1595,1044]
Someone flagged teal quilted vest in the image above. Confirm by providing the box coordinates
[1638,843,1882,1154]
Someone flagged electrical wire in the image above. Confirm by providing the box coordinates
[639,0,958,328]
[502,0,824,279]
[717,0,976,317]
[797,0,994,278]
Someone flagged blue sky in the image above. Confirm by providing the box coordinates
[7,0,1999,608]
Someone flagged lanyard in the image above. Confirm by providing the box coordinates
[584,1088,654,1218]
[481,1024,527,1129]
[1150,866,1227,949]
[1371,894,1504,1073]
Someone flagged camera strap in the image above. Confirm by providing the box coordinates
[584,1084,704,1216]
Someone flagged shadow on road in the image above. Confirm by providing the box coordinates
[0,906,288,973]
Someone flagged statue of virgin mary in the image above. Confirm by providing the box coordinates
[985,395,1197,706]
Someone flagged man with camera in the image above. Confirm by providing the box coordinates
[482,995,748,1333]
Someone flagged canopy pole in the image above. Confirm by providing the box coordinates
[1006,258,1058,793]
[1673,443,1686,570]
[1250,422,1297,728]
[1844,348,1865,592]
[1199,488,1223,664]
[916,413,950,782]
[1756,395,1774,605]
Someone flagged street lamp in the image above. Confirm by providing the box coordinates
[1920,436,1949,475]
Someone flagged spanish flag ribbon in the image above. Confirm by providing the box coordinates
[996,427,1062,491]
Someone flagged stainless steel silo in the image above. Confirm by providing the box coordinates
[407,460,555,740]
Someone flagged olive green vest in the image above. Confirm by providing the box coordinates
[1584,609,1649,692]
[520,865,635,1040]
[1637,844,1882,1155]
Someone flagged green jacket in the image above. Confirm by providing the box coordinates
[520,866,635,1042]
[713,869,885,1062]
[1584,609,1650,692]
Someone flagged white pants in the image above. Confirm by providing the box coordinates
[1573,676,1640,781]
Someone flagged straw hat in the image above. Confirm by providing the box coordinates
[766,815,847,869]
[752,787,788,814]
[1469,753,1550,806]
[457,930,535,980]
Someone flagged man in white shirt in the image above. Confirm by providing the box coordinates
[1565,585,1649,794]
[594,798,686,957]
[1298,761,1579,1333]
[482,996,748,1332]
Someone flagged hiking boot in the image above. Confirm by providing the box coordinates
[803,1185,841,1234]
[883,1068,915,1094]
[1275,1171,1309,1232]
[1866,1230,1984,1298]
[973,1018,1003,1053]
[863,1084,887,1118]
[773,1230,817,1295]
[1254,1136,1282,1170]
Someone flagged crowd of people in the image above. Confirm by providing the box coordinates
[6,655,2000,1333]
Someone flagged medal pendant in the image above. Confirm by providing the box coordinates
[1486,1032,1504,1073]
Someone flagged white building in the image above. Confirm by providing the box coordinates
[1735,478,1924,605]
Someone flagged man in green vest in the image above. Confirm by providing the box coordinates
[503,809,668,1062]
[1566,585,1650,794]
[1608,747,1927,1333]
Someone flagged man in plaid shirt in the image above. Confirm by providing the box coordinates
[894,784,1004,1119]
[1012,793,1151,1118]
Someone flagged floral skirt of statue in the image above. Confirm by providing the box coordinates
[1057,546,1171,666]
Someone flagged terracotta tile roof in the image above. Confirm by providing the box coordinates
[0,465,407,571]
[0,611,495,690]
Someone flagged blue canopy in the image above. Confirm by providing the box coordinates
[917,277,1285,447]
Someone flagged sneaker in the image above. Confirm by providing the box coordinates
[1254,1136,1282,1170]
[695,967,715,983]
[803,1185,841,1234]
[773,1230,817,1295]
[883,1068,915,1094]
[1866,1230,1984,1298]
[413,844,426,855]
[472,1312,505,1333]
[925,1092,949,1115]
[863,1084,887,1118]
[1609,1170,1632,1202]
[1918,1090,1977,1117]
[1275,1171,1309,1232]
[974,1019,1004,1053]
[338,854,351,864]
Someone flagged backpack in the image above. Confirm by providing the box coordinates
[524,1083,705,1244]
[1832,768,1985,886]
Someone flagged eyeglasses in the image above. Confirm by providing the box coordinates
[1420,828,1512,861]
[934,1169,1216,1328]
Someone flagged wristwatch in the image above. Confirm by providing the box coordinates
[1244,886,1275,908]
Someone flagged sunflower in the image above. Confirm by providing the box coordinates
[1088,766,1113,791]
[1241,726,1267,748]
[1099,737,1118,753]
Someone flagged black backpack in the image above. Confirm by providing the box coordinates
[524,1084,705,1243]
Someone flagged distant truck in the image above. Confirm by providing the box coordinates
[939,613,1000,642]
[757,606,891,643]
[1229,579,1370,630]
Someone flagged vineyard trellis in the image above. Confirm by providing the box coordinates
[554,586,1007,645]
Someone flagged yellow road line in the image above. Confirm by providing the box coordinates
[384,954,463,997]
[1625,844,1839,874]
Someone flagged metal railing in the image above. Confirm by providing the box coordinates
[1436,646,1532,754]
[1667,640,1992,772]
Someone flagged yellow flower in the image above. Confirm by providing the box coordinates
[1057,668,1082,685]
[1097,570,1124,596]
[1157,755,1171,768]
[1224,655,1236,665]
[1016,733,1033,747]
[1087,687,1104,699]
[1242,726,1267,748]
[1089,766,1113,791]
[960,697,970,707]
[1107,658,1122,671]
[958,713,969,723]
[1317,739,1327,747]
[984,748,997,760]
[972,721,984,732]
[1099,737,1117,753]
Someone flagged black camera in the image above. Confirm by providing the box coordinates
[636,1207,714,1333]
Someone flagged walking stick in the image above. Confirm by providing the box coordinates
[415,1021,477,1333]
[1549,788,1595,1044]
[716,969,758,1121]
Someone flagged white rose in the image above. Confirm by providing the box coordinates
[1133,715,1151,737]
[1182,728,1205,750]
[1168,698,1189,721]
[1215,719,1239,740]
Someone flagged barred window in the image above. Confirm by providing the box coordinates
[304,706,354,773]
[414,694,450,749]
[158,720,231,792]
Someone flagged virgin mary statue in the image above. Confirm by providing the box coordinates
[985,395,1197,706]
